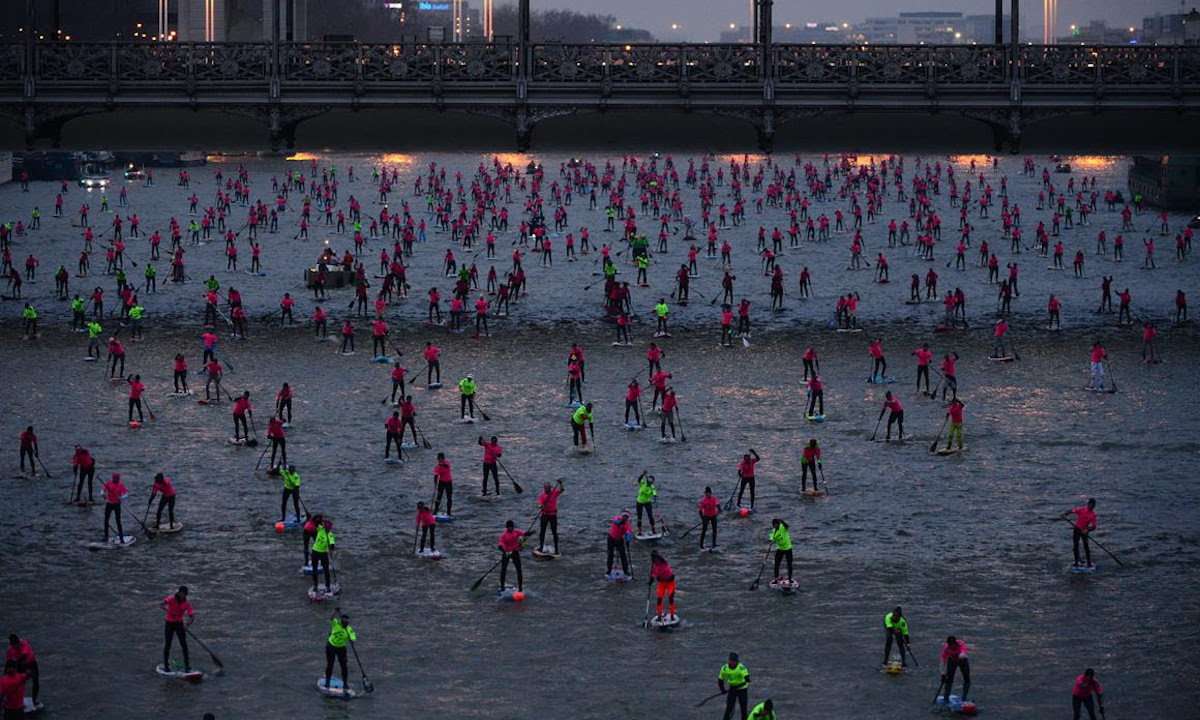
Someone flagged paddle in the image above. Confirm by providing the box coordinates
[472,399,491,422]
[36,456,54,479]
[185,626,225,671]
[818,463,829,496]
[676,406,687,443]
[697,690,726,707]
[348,639,374,693]
[929,415,949,453]
[1056,517,1125,566]
[932,676,946,704]
[639,572,654,627]
[142,392,157,421]
[1106,360,1118,393]
[254,444,271,471]
[906,641,920,668]
[495,457,523,493]
[415,422,433,450]
[678,518,704,539]
[246,414,260,447]
[722,477,740,511]
[870,408,886,441]
[748,542,774,591]
[131,507,158,540]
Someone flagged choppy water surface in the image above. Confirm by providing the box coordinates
[0,152,1198,719]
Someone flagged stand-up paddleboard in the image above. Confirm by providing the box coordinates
[401,441,418,449]
[733,507,756,518]
[496,585,525,601]
[646,614,680,629]
[23,697,46,714]
[156,663,204,683]
[866,376,895,384]
[414,548,443,560]
[634,531,665,541]
[128,421,141,429]
[317,676,357,699]
[836,327,864,333]
[531,548,561,559]
[611,341,633,347]
[805,413,826,423]
[565,401,583,409]
[800,489,825,498]
[427,382,443,390]
[157,521,184,533]
[769,578,800,593]
[625,421,644,432]
[652,331,673,339]
[82,356,99,362]
[338,351,357,356]
[435,513,455,523]
[170,389,194,396]
[300,563,313,576]
[227,437,247,446]
[460,415,479,424]
[605,569,633,583]
[384,456,402,465]
[1082,386,1116,394]
[87,535,135,550]
[700,545,722,554]
[574,445,594,455]
[1071,564,1098,573]
[937,446,966,456]
[308,582,342,602]
[370,355,392,363]
[277,514,302,531]
[880,661,905,674]
[933,694,978,715]
[658,436,678,444]
[987,355,1015,363]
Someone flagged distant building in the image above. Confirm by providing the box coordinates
[1057,20,1137,45]
[718,22,849,44]
[1141,9,1200,44]
[1188,9,1200,45]
[855,12,964,45]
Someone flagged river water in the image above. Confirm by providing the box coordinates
[0,152,1198,719]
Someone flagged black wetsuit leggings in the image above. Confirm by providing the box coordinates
[103,502,124,541]
[483,462,499,493]
[500,551,522,590]
[419,523,436,551]
[1073,695,1097,720]
[282,487,301,523]
[917,365,930,391]
[311,550,330,590]
[163,621,189,669]
[435,481,453,516]
[636,502,655,530]
[724,686,748,720]
[943,657,970,701]
[155,495,176,527]
[75,467,94,501]
[539,514,559,551]
[884,630,907,664]
[774,547,793,579]
[606,535,630,574]
[325,643,348,688]
[1073,527,1092,565]
[737,477,755,507]
[700,515,717,547]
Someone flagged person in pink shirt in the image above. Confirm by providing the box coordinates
[881,391,905,441]
[4,635,37,707]
[1071,668,1105,720]
[697,486,719,550]
[384,411,404,461]
[275,383,293,424]
[101,473,128,543]
[646,342,663,376]
[868,338,886,381]
[536,479,565,554]
[649,551,677,621]
[478,435,503,495]
[232,391,253,442]
[1088,342,1108,391]
[415,502,437,554]
[660,388,678,440]
[71,444,96,503]
[938,636,970,703]
[624,379,643,427]
[126,374,146,424]
[150,472,177,529]
[802,346,819,381]
[423,342,441,386]
[939,352,960,401]
[497,519,526,592]
[1060,498,1098,567]
[992,318,1009,359]
[432,453,453,517]
[160,586,195,672]
[0,660,29,718]
[912,343,933,393]
[607,510,633,577]
[389,361,408,404]
[173,353,189,395]
[736,449,760,509]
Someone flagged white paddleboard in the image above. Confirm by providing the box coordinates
[1071,564,1098,573]
[605,570,633,583]
[769,578,800,593]
[87,535,135,550]
[156,663,204,683]
[634,531,665,541]
[317,676,357,699]
[532,549,561,559]
[157,521,184,533]
[647,614,681,629]
[414,548,443,559]
[23,697,46,714]
[496,585,525,601]
[308,582,342,601]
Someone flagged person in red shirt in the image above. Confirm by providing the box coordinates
[939,352,959,401]
[384,411,404,461]
[912,343,933,393]
[18,426,37,477]
[945,399,965,451]
[4,635,37,708]
[267,415,287,467]
[101,473,128,543]
[1061,498,1098,567]
[536,479,564,554]
[497,519,526,592]
[1071,668,1105,720]
[424,342,441,386]
[660,388,678,440]
[280,292,295,326]
[802,346,819,381]
[882,391,905,441]
[624,378,643,427]
[232,391,253,442]
[432,453,453,517]
[649,551,676,621]
[173,353,189,395]
[160,586,195,673]
[150,473,178,529]
[127,374,146,424]
[697,486,719,550]
[389,361,408,404]
[868,339,886,381]
[275,383,293,424]
[339,319,355,354]
[415,502,437,554]
[0,660,30,718]
[313,306,328,339]
[478,435,503,496]
[71,444,96,503]
[736,449,760,509]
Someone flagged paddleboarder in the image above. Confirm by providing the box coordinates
[536,479,564,555]
[1060,498,1097,567]
[433,453,453,517]
[882,607,910,667]
[698,486,719,550]
[800,439,822,492]
[769,519,793,584]
[606,510,634,578]
[882,391,905,441]
[498,519,526,592]
[280,465,302,525]
[323,608,356,698]
[479,435,502,496]
[945,399,965,451]
[150,473,177,530]
[635,472,658,535]
[101,473,128,544]
[160,586,194,673]
[4,636,37,709]
[939,636,970,704]
[649,551,676,622]
[311,517,336,594]
[415,502,437,555]
[1071,668,1105,720]
[717,652,751,720]
[736,449,760,509]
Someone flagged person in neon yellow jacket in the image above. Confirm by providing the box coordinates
[324,607,357,696]
[635,472,657,535]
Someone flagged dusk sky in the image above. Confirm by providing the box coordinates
[534,0,1188,41]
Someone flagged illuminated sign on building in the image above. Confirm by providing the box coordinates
[419,2,451,10]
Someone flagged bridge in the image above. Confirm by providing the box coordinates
[0,40,1197,152]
